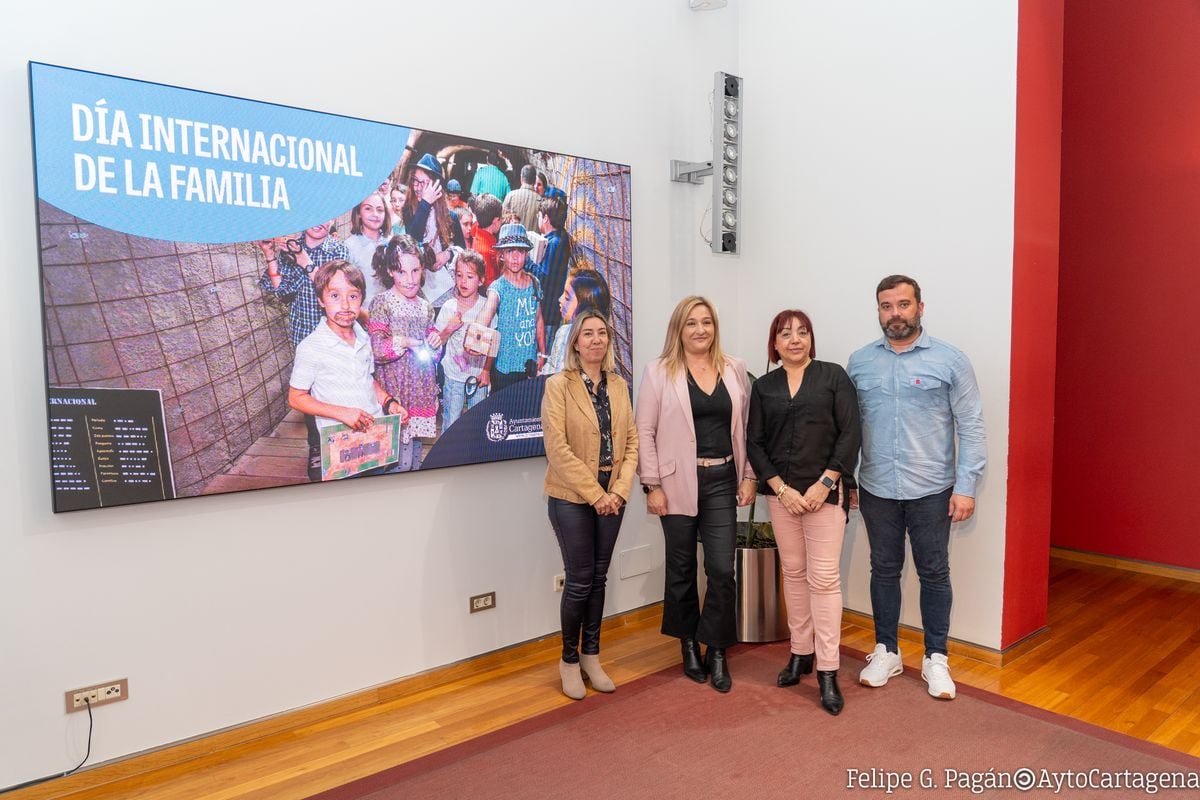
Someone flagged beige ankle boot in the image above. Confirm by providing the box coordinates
[559,659,586,700]
[579,653,615,692]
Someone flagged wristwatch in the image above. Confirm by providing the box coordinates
[642,484,660,494]
[820,476,837,490]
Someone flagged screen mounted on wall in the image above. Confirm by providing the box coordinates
[31,63,632,511]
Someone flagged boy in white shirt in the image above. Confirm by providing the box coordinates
[288,260,407,479]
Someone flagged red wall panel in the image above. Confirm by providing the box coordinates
[1003,0,1064,647]
[1053,0,1200,569]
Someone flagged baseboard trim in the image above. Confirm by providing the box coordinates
[8,604,662,799]
[1051,546,1200,584]
[841,609,1049,667]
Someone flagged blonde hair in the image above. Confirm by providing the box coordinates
[564,311,615,373]
[659,295,726,376]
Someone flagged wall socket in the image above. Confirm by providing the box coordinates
[469,591,496,613]
[554,574,566,592]
[65,678,128,713]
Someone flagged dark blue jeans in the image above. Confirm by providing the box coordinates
[659,461,738,649]
[859,486,954,657]
[547,472,624,664]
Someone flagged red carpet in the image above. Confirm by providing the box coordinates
[309,642,1199,799]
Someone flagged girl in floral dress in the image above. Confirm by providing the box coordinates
[368,235,439,471]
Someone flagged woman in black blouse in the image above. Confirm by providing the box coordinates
[746,309,860,714]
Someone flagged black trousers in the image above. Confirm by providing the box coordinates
[547,472,625,663]
[659,461,738,648]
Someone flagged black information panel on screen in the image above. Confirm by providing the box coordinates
[48,387,175,511]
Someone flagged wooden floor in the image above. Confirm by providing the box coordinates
[10,555,1200,799]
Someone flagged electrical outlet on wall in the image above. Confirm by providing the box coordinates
[469,591,496,613]
[554,574,565,592]
[65,678,128,713]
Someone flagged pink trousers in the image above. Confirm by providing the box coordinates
[766,497,845,671]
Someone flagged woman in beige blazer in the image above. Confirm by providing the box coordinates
[541,311,639,700]
[635,296,756,693]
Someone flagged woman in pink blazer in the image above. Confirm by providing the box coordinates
[635,296,756,692]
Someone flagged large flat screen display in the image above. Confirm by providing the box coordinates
[31,63,632,511]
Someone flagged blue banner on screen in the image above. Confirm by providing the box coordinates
[31,63,404,244]
[33,63,633,512]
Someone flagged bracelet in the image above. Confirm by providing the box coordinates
[776,483,790,498]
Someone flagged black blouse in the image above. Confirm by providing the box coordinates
[746,360,861,505]
[579,370,614,468]
[688,372,734,459]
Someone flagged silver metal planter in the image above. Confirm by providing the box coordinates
[734,546,789,642]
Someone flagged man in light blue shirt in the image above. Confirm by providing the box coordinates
[846,275,986,701]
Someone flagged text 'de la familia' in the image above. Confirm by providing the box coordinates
[69,100,364,211]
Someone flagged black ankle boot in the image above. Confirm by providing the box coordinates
[707,648,732,693]
[681,638,707,683]
[817,670,844,715]
[777,653,815,687]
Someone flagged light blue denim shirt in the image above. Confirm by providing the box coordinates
[846,329,986,500]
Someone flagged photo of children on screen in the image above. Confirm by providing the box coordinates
[255,149,628,483]
[367,235,440,472]
[430,250,491,430]
[287,261,408,480]
[477,222,545,393]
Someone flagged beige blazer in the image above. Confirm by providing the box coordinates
[634,356,754,517]
[542,370,639,504]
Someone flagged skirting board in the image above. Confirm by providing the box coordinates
[1051,546,1200,584]
[840,609,1049,667]
[842,548,1200,666]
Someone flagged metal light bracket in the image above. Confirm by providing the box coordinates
[670,160,713,185]
[669,71,742,255]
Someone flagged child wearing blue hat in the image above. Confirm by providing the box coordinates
[479,222,545,393]
[445,178,466,211]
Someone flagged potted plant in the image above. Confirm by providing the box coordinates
[734,461,790,643]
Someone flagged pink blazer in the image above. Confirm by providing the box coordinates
[634,356,754,517]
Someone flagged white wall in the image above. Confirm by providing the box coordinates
[2,0,1024,789]
[0,0,738,788]
[735,0,1017,649]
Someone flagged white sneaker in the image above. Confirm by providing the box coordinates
[859,644,903,687]
[922,653,956,699]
